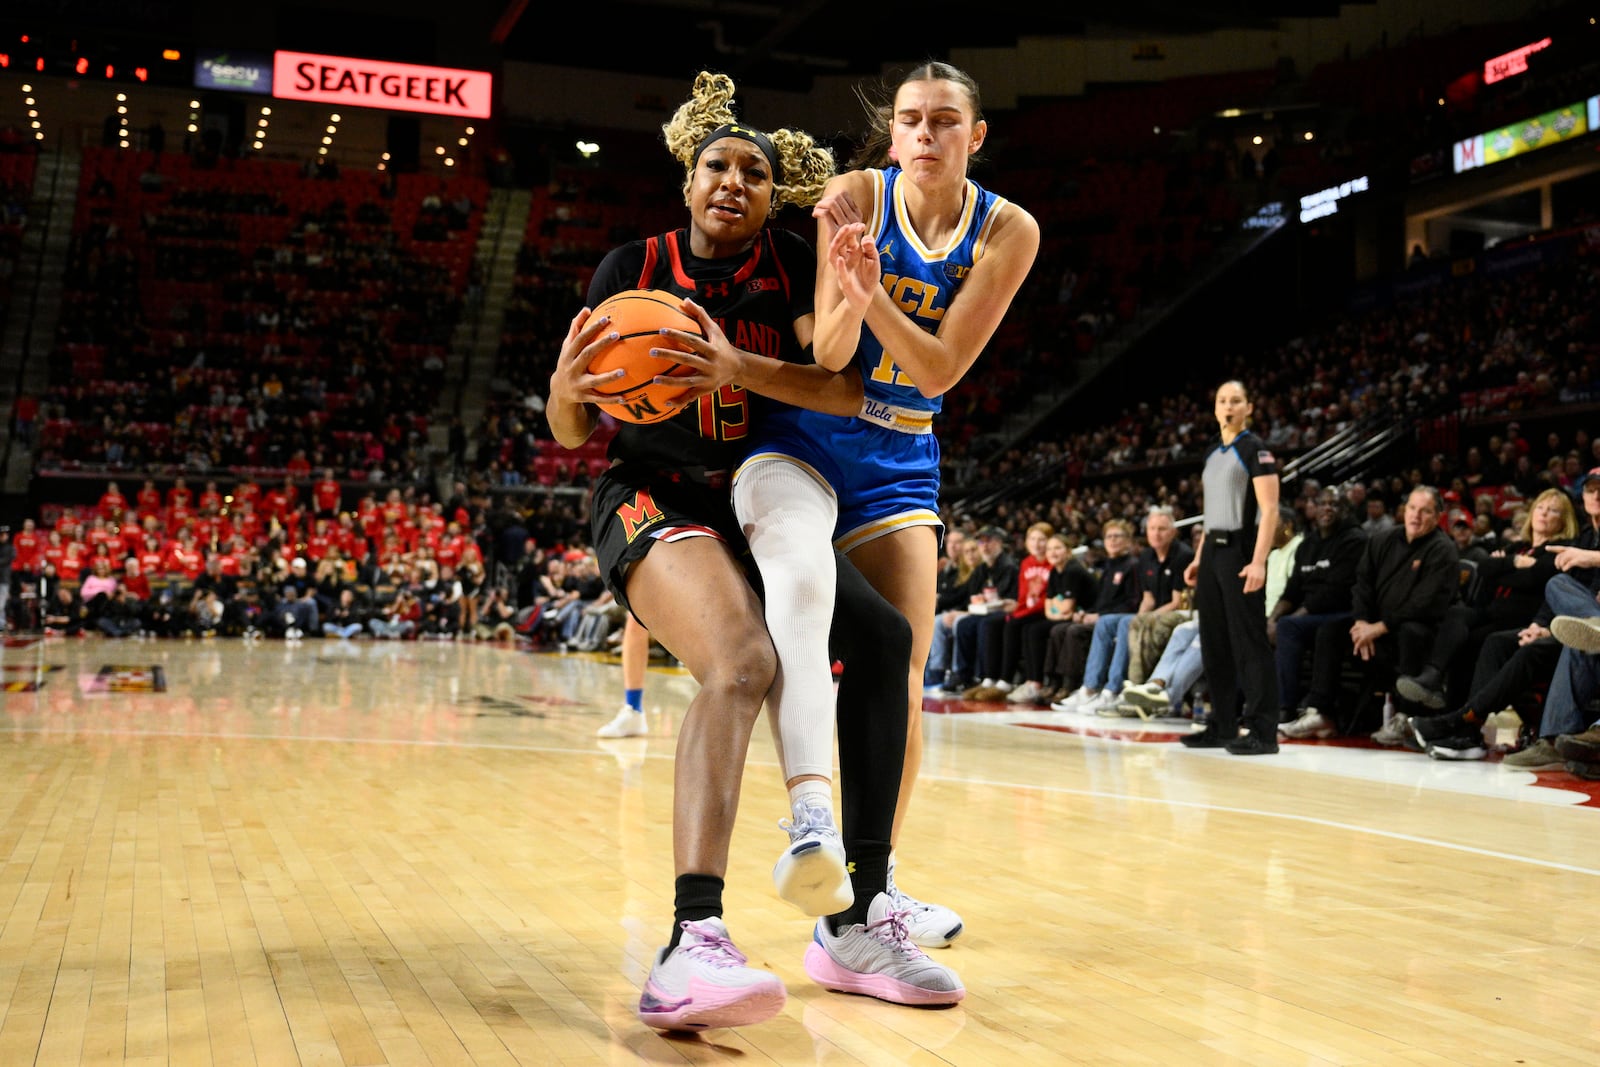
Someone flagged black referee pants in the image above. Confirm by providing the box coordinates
[1196,538,1279,736]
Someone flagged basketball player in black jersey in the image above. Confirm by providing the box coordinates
[547,72,962,1032]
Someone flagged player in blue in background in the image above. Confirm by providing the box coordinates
[732,61,1040,948]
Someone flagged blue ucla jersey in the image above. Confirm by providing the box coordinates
[858,166,1009,417]
[738,168,1012,551]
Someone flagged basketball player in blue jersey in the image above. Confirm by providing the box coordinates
[548,72,963,1032]
[732,62,1040,948]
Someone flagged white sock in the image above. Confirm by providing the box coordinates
[788,780,833,817]
[732,459,839,781]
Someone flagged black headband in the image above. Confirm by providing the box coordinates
[693,123,781,183]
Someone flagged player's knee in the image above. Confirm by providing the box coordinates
[706,640,777,709]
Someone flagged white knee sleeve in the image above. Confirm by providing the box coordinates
[732,459,839,781]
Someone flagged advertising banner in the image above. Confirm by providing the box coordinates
[272,51,493,119]
[194,50,274,95]
[1453,100,1589,173]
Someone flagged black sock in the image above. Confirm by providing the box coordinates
[669,873,724,950]
[830,840,889,930]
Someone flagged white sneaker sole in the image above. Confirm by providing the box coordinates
[1551,616,1600,654]
[596,713,647,738]
[773,840,852,916]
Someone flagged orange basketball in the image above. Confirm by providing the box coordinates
[587,289,703,425]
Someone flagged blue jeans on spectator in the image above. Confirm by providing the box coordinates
[951,612,988,685]
[1537,574,1600,737]
[1082,613,1135,692]
[1149,617,1205,707]
[370,617,415,639]
[1275,612,1353,712]
[323,621,364,639]
[282,598,319,633]
[925,611,962,686]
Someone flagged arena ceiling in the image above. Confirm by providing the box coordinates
[494,0,1360,91]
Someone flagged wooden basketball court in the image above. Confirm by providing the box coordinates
[2,633,1597,1065]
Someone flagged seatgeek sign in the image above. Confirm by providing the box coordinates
[272,51,492,119]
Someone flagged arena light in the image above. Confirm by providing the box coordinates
[162,49,181,61]
[75,57,88,75]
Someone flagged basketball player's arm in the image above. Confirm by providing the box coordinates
[859,204,1040,397]
[546,306,629,448]
[811,171,879,372]
[667,302,864,416]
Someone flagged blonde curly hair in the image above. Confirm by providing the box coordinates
[661,71,835,218]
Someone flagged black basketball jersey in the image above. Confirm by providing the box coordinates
[585,227,816,471]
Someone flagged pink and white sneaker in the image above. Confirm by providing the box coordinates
[637,918,786,1030]
[803,893,966,1006]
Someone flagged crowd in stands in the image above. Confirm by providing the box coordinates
[27,147,486,482]
[919,448,1600,773]
[0,132,36,322]
[0,473,613,650]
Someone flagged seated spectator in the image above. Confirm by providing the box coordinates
[420,563,463,638]
[1281,486,1457,739]
[78,557,121,624]
[1543,619,1600,775]
[570,585,627,652]
[1052,514,1187,712]
[277,556,320,640]
[1110,506,1197,696]
[1409,474,1600,761]
[370,588,421,639]
[0,528,12,632]
[962,522,1055,701]
[923,529,978,689]
[937,527,1016,693]
[1395,488,1574,711]
[474,584,519,641]
[1262,505,1302,624]
[1449,514,1491,564]
[553,554,607,648]
[1120,616,1205,718]
[43,582,85,636]
[97,585,145,638]
[321,588,369,640]
[1361,495,1395,535]
[188,587,226,637]
[1269,488,1366,720]
[1043,522,1141,710]
[190,556,242,635]
[1000,533,1097,704]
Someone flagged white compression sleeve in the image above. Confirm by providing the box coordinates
[732,459,839,781]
